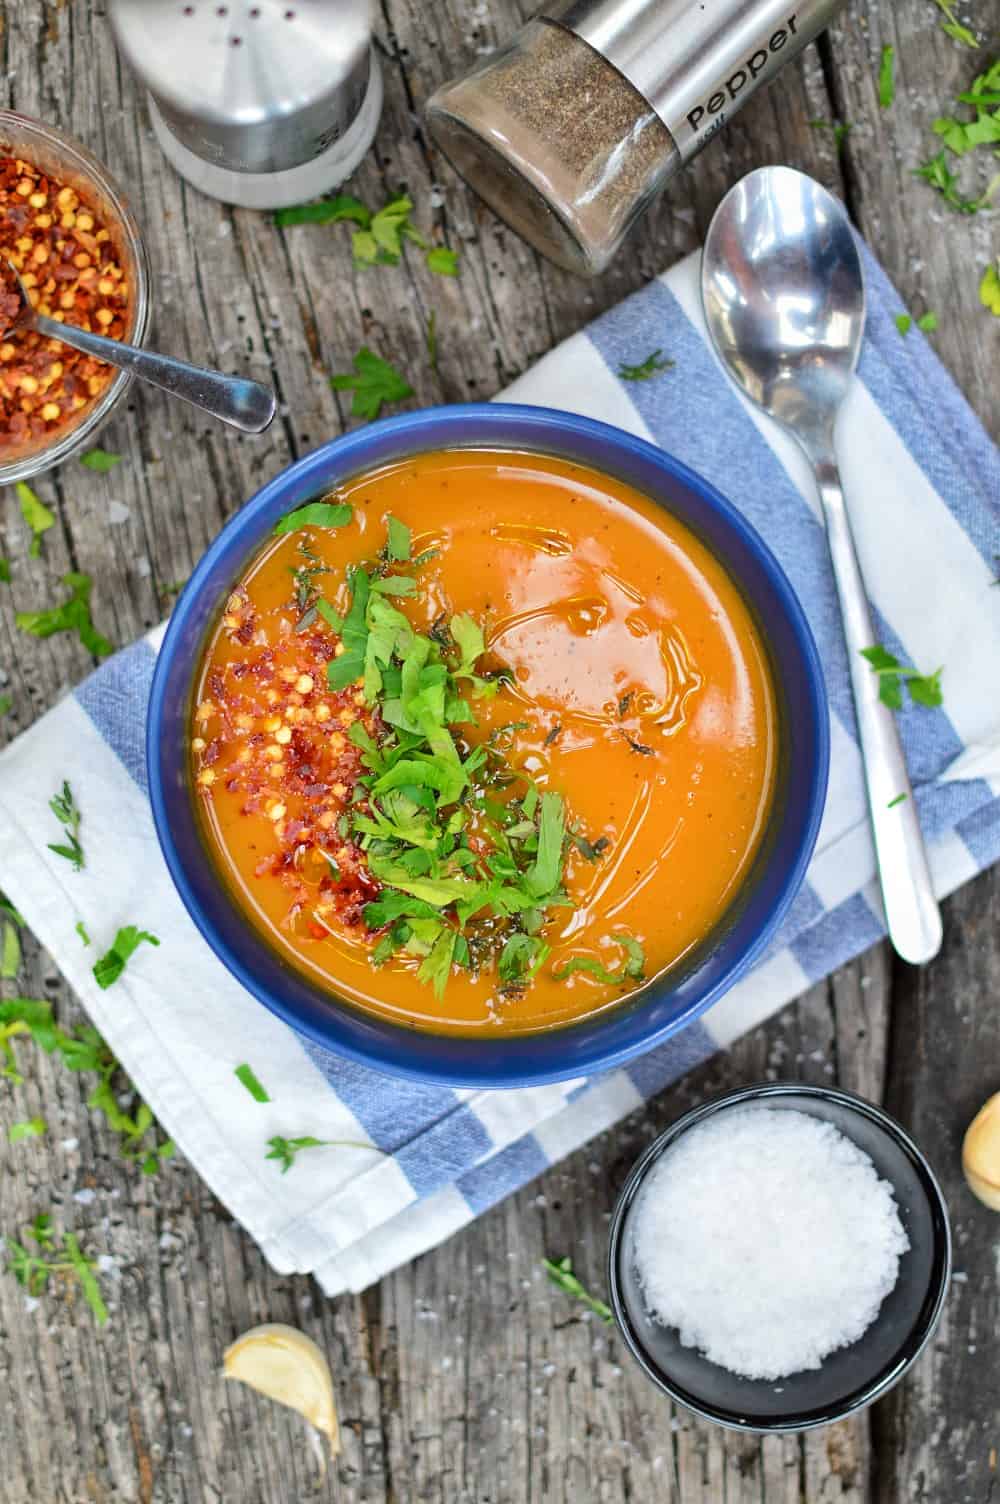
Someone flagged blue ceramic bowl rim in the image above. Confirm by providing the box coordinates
[147,403,830,1088]
[606,1081,953,1433]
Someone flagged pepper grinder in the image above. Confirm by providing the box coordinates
[108,0,382,211]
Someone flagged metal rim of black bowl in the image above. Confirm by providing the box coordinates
[606,1081,952,1433]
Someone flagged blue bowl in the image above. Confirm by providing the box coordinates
[147,404,829,1088]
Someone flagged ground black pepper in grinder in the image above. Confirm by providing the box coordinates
[426,0,846,276]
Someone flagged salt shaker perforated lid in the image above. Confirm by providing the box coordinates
[109,0,382,210]
[425,0,845,277]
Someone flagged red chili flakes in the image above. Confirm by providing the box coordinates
[194,597,380,938]
[0,155,131,455]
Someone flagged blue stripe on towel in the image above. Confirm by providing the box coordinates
[458,1132,550,1214]
[623,1020,716,1098]
[74,639,156,794]
[789,890,884,983]
[395,1103,495,1197]
[301,1041,461,1155]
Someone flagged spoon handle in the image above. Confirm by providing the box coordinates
[34,312,276,435]
[813,449,942,964]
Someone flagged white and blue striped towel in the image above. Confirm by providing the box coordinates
[1,246,998,1294]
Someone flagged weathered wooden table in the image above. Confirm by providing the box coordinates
[1,2,997,1499]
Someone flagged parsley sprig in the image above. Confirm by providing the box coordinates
[16,572,113,658]
[618,349,674,382]
[543,1256,613,1324]
[275,192,460,277]
[16,482,54,558]
[265,1134,373,1173]
[92,926,160,990]
[4,1213,108,1326]
[0,998,173,1173]
[330,347,414,422]
[48,780,85,871]
[932,0,978,49]
[917,58,1000,214]
[861,646,943,709]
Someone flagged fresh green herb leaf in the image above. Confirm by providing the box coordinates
[543,1255,613,1323]
[417,927,458,999]
[274,194,371,227]
[3,1217,108,1326]
[48,780,84,871]
[0,894,24,927]
[878,44,895,108]
[554,933,645,987]
[618,349,674,382]
[274,501,353,535]
[265,1134,330,1173]
[917,311,938,332]
[887,792,908,808]
[330,347,414,422]
[895,313,913,335]
[92,926,160,990]
[915,150,999,213]
[497,933,550,984]
[523,793,566,901]
[908,667,943,707]
[385,514,411,562]
[316,598,343,631]
[931,0,978,47]
[9,1117,46,1143]
[0,558,10,582]
[80,449,121,472]
[571,832,610,862]
[861,646,944,709]
[15,482,55,558]
[16,572,113,657]
[234,1063,270,1103]
[426,245,459,277]
[352,195,418,266]
[0,694,11,718]
[64,1233,108,1325]
[327,565,370,689]
[75,920,90,946]
[808,118,853,148]
[1,920,20,979]
[980,260,1000,315]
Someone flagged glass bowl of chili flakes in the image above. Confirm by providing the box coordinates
[0,110,150,484]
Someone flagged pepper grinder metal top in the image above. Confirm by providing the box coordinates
[108,0,382,210]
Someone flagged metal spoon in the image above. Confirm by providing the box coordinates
[701,165,942,965]
[2,259,275,434]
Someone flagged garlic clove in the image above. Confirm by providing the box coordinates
[223,1323,340,1455]
[962,1091,1000,1212]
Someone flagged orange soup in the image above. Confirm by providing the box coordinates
[191,449,777,1034]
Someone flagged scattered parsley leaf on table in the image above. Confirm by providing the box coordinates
[809,118,853,148]
[425,246,459,277]
[932,0,978,48]
[330,347,414,421]
[93,926,160,990]
[543,1256,613,1323]
[888,793,908,808]
[878,45,895,109]
[980,260,1000,315]
[895,313,913,335]
[80,449,121,473]
[9,1117,46,1143]
[0,695,10,718]
[75,920,91,946]
[15,482,55,559]
[235,1063,270,1103]
[553,934,645,987]
[917,311,939,331]
[273,501,353,535]
[0,558,10,582]
[914,150,999,213]
[4,1218,108,1326]
[16,572,113,658]
[1,919,20,979]
[274,194,371,227]
[48,780,85,871]
[618,349,674,381]
[861,646,944,709]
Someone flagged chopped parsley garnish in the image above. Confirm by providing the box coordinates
[618,349,674,381]
[554,934,646,987]
[4,1214,108,1326]
[861,646,943,709]
[234,1063,270,1103]
[48,780,85,871]
[75,920,90,946]
[16,572,113,658]
[276,191,460,276]
[543,1256,613,1323]
[92,926,160,990]
[16,482,55,558]
[932,0,978,48]
[264,1134,375,1173]
[896,310,938,335]
[80,448,121,472]
[933,57,1000,153]
[809,118,853,148]
[878,45,895,109]
[9,1117,45,1143]
[887,792,908,808]
[274,500,353,535]
[330,347,414,421]
[0,998,172,1172]
[981,260,1000,314]
[385,514,411,562]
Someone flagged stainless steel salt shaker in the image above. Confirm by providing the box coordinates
[108,0,382,210]
[426,0,845,276]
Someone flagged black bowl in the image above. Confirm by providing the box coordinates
[607,1082,951,1432]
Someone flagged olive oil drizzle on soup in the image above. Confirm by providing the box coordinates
[192,450,777,1035]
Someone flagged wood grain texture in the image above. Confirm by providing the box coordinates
[0,0,997,1499]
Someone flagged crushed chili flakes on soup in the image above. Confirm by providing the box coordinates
[191,450,777,1034]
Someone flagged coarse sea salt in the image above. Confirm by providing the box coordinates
[631,1106,909,1381]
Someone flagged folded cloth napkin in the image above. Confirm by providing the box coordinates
[2,246,998,1295]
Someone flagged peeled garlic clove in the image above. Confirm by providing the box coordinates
[962,1091,1000,1212]
[223,1323,340,1456]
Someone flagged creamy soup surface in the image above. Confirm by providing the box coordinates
[192,449,777,1034]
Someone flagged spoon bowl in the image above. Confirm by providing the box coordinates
[702,165,864,440]
[701,166,942,966]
